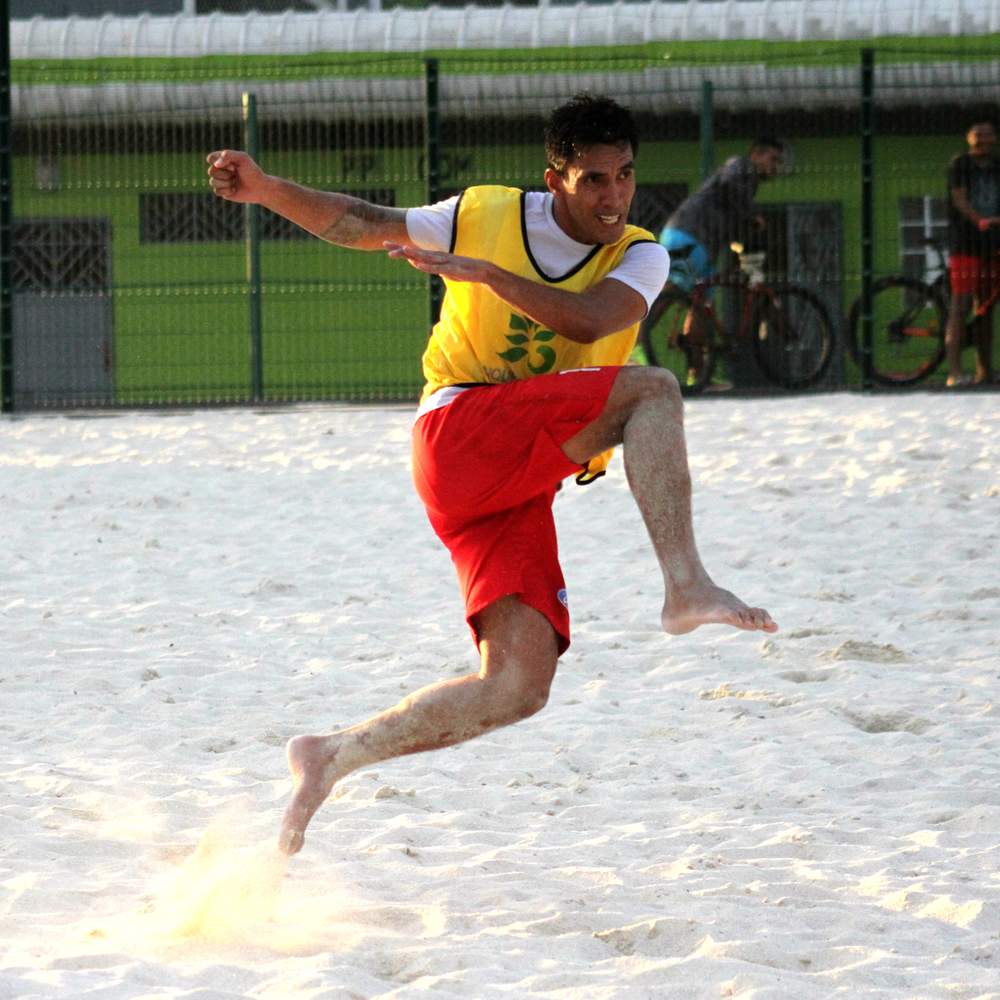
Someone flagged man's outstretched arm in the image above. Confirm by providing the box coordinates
[206,149,410,250]
[384,242,650,345]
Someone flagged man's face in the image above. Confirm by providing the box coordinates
[967,124,997,158]
[751,146,783,180]
[545,142,636,245]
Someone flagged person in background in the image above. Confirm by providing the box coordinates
[945,121,1000,387]
[657,138,784,388]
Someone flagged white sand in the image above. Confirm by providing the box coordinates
[1,391,998,1000]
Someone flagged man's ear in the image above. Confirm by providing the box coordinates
[544,167,563,196]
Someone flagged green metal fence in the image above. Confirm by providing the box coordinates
[3,39,999,410]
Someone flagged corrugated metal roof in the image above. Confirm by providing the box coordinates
[11,2,1000,120]
[13,1,1000,57]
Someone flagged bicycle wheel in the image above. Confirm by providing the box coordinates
[847,276,946,385]
[639,288,715,395]
[751,284,834,389]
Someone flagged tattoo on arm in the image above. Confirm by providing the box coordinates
[320,199,407,247]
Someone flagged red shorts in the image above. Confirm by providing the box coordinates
[949,253,1000,298]
[411,367,621,655]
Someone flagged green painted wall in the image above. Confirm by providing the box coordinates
[12,36,995,402]
[12,127,969,402]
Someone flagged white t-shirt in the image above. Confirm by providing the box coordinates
[405,190,668,311]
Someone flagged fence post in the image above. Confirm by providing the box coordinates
[424,58,443,327]
[860,48,875,390]
[243,92,263,403]
[0,0,13,413]
[699,79,715,181]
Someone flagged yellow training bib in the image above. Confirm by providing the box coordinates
[419,185,655,481]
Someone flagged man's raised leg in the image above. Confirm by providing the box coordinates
[278,596,558,855]
[562,365,777,636]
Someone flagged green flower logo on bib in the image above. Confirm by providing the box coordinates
[497,313,557,375]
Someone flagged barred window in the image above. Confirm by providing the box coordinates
[13,219,111,291]
[138,190,396,243]
[898,195,948,283]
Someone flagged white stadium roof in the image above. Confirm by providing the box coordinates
[11,1,1000,120]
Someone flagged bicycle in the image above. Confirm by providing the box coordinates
[640,246,835,395]
[846,240,1000,386]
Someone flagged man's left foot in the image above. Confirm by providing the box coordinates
[662,581,777,636]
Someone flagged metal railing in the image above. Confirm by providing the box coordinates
[2,41,998,409]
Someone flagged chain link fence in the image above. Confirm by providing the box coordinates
[4,41,999,409]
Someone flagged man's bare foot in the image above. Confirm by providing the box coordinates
[662,580,778,635]
[278,734,339,856]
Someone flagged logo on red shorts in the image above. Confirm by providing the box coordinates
[557,588,569,608]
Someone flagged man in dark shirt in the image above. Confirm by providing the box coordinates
[656,138,783,387]
[659,137,784,294]
[945,121,1000,386]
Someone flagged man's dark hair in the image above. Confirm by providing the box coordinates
[750,136,784,154]
[544,94,638,173]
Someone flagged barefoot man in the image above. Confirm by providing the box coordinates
[207,94,777,856]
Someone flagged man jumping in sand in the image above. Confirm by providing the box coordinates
[207,94,777,856]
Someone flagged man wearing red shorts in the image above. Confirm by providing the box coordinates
[945,121,1000,386]
[207,95,777,857]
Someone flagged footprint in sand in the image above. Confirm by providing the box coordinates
[594,917,702,957]
[779,668,838,684]
[970,587,1000,601]
[698,683,793,708]
[813,590,855,604]
[244,578,299,597]
[841,708,932,735]
[822,640,908,664]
